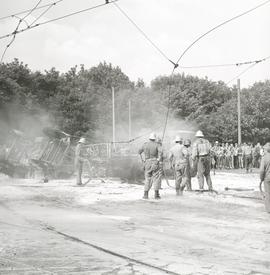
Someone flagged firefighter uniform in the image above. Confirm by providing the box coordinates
[138,133,162,199]
[156,137,164,190]
[169,136,189,195]
[184,139,192,191]
[260,143,270,213]
[75,138,86,185]
[192,131,213,191]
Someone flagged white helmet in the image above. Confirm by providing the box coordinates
[79,137,86,143]
[149,133,156,140]
[195,130,204,137]
[174,136,181,142]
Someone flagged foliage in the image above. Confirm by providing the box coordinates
[0,59,269,144]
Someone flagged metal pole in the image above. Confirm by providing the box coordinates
[237,79,241,145]
[112,87,116,146]
[128,100,131,141]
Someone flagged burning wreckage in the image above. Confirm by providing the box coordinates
[0,128,144,183]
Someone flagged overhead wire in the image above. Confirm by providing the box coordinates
[179,57,270,69]
[0,0,63,21]
[174,0,270,66]
[29,0,64,27]
[111,1,178,141]
[12,15,30,28]
[0,0,119,41]
[110,0,270,141]
[0,1,269,141]
[226,55,270,85]
[161,0,270,140]
[112,2,177,67]
[0,0,43,63]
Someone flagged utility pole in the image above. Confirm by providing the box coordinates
[128,100,131,141]
[112,87,116,146]
[237,79,241,145]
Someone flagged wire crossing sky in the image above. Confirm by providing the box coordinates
[0,0,269,87]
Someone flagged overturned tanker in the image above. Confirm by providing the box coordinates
[30,128,76,180]
[28,128,144,182]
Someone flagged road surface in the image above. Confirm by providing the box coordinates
[0,171,269,275]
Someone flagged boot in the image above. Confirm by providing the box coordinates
[154,190,161,199]
[176,189,183,196]
[143,191,149,199]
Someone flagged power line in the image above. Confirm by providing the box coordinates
[1,0,43,63]
[21,0,43,20]
[0,0,119,41]
[0,0,63,21]
[161,0,270,140]
[12,15,29,28]
[112,2,176,68]
[226,55,270,85]
[174,0,270,67]
[29,0,64,27]
[179,57,270,69]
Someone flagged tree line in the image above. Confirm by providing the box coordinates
[0,59,269,144]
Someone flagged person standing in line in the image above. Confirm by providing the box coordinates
[243,142,253,173]
[138,133,162,199]
[75,137,86,185]
[238,144,244,169]
[253,142,261,168]
[156,137,164,190]
[217,143,223,170]
[183,139,192,191]
[233,143,239,169]
[192,130,213,191]
[229,144,234,169]
[259,142,270,213]
[169,136,189,195]
[211,141,219,170]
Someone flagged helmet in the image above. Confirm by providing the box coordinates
[174,136,182,143]
[149,133,156,140]
[215,141,219,144]
[79,137,86,143]
[183,139,191,146]
[195,130,204,137]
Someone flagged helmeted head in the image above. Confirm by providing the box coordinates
[149,132,156,141]
[215,141,219,144]
[195,130,204,138]
[78,137,86,144]
[183,139,191,147]
[174,136,182,143]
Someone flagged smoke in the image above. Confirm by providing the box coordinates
[0,102,53,146]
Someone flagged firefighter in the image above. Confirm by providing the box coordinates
[138,133,162,199]
[156,137,164,190]
[192,130,213,191]
[183,138,192,191]
[259,142,270,213]
[75,137,86,185]
[169,136,189,195]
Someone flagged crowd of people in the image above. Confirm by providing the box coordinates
[211,142,264,172]
[136,131,270,214]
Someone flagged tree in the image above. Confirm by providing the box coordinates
[151,73,231,120]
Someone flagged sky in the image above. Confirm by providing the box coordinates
[0,0,269,87]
